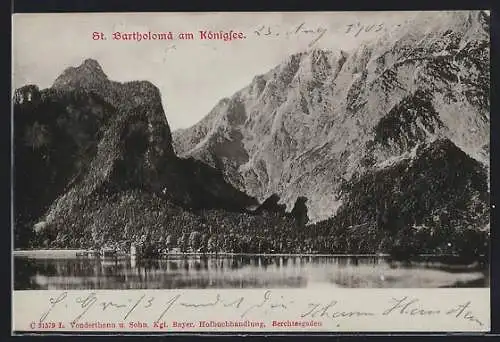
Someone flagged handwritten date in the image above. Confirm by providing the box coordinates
[253,22,389,47]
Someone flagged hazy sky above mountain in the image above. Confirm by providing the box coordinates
[12,11,477,130]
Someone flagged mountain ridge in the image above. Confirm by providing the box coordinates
[173,10,490,222]
[14,60,262,249]
[13,11,490,258]
[13,61,489,258]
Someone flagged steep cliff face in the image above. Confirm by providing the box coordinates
[14,60,257,248]
[173,11,490,222]
[53,58,175,160]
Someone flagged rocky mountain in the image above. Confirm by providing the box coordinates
[13,11,490,257]
[14,60,259,248]
[173,11,490,223]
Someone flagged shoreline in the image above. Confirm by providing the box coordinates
[13,249,391,258]
[13,249,481,258]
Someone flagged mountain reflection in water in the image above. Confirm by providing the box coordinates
[14,255,489,290]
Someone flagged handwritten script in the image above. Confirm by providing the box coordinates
[30,290,487,331]
[253,22,395,47]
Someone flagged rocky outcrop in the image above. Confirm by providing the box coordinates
[14,59,257,248]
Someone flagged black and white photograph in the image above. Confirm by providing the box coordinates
[12,11,490,292]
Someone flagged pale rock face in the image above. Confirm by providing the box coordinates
[173,11,490,222]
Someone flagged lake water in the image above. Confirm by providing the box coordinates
[14,254,489,290]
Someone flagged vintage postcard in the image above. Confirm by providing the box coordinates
[11,11,491,334]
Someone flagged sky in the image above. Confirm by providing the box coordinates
[13,11,426,130]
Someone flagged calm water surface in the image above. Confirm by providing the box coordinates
[14,254,489,290]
